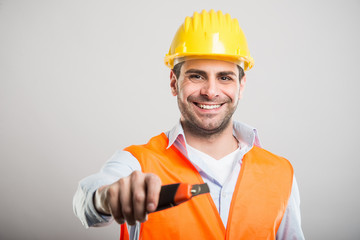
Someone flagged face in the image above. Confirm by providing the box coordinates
[170,59,246,137]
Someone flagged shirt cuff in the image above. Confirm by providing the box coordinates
[73,178,114,228]
[85,187,113,227]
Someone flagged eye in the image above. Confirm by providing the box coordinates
[219,76,233,81]
[189,74,203,80]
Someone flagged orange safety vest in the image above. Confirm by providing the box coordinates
[121,133,293,240]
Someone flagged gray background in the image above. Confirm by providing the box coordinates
[1,0,359,239]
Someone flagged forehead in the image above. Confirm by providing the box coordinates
[181,59,239,75]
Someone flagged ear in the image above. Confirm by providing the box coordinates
[238,74,247,100]
[170,70,178,96]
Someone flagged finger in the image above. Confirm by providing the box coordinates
[144,173,162,213]
[131,171,147,223]
[107,183,125,224]
[118,176,135,225]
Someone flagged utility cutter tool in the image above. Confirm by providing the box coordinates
[155,183,210,212]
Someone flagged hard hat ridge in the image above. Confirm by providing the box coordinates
[183,10,240,35]
[164,9,254,71]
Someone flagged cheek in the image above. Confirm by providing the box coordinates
[223,86,240,101]
[178,89,191,102]
[178,83,198,101]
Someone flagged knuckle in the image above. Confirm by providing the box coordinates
[148,176,162,193]
[147,173,161,183]
[122,206,133,217]
[107,185,117,198]
[117,177,129,191]
[118,177,127,187]
[153,175,161,184]
[131,170,142,180]
[133,192,145,204]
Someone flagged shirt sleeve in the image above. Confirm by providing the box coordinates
[276,175,305,240]
[72,150,141,228]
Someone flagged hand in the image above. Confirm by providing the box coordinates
[94,171,162,225]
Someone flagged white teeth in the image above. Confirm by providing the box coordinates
[198,104,221,109]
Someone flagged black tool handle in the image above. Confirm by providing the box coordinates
[155,183,180,212]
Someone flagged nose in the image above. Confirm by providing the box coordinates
[200,78,219,100]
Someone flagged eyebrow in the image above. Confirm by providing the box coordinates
[217,71,238,77]
[184,69,207,75]
[184,69,237,77]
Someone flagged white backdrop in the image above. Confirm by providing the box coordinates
[1,0,360,239]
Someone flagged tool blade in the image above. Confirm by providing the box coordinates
[190,183,210,196]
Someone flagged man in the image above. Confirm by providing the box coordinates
[73,10,305,239]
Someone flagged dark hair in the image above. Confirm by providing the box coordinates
[172,61,245,82]
[172,61,185,80]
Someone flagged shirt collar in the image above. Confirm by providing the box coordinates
[166,120,261,149]
[232,121,261,148]
[166,120,186,149]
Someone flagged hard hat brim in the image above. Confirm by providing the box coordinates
[165,53,254,71]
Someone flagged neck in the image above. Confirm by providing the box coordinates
[182,120,238,160]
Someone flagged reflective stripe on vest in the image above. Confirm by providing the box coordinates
[121,133,293,240]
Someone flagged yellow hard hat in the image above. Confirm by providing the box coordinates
[164,10,254,71]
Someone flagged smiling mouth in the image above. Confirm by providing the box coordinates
[195,103,223,110]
